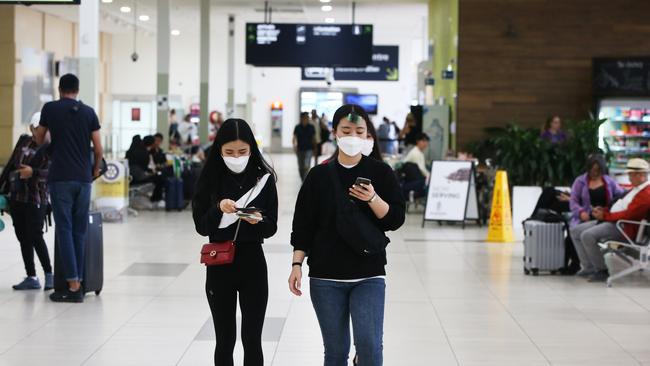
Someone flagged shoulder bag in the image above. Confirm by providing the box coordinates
[200,177,260,266]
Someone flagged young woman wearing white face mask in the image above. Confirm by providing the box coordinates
[193,119,278,366]
[323,116,381,163]
[289,104,406,366]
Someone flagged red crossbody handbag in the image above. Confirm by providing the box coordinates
[200,180,257,266]
[200,220,241,266]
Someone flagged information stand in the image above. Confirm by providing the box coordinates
[422,160,481,228]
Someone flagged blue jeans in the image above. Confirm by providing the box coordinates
[49,181,91,282]
[310,278,385,366]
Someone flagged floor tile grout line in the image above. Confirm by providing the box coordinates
[403,239,461,366]
[447,241,554,366]
[538,277,645,365]
[79,275,181,366]
[269,291,296,366]
[0,301,76,357]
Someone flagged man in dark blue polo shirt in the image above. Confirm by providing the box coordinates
[293,112,316,181]
[34,74,103,303]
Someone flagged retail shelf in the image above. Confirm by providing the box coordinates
[610,120,650,123]
[608,146,650,153]
[606,134,650,138]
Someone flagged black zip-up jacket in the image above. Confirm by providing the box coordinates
[193,167,278,245]
[291,156,406,279]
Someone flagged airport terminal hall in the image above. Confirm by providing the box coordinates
[2,0,650,365]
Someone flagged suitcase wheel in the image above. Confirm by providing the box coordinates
[524,267,530,275]
[531,268,539,276]
[95,289,102,295]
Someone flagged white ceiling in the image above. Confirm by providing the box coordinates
[31,0,428,35]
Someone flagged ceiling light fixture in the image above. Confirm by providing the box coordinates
[101,0,113,3]
[325,17,335,23]
[139,15,150,21]
[120,6,131,13]
[171,29,181,36]
[321,5,332,12]
[319,0,331,3]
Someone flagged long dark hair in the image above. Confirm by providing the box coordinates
[197,119,276,196]
[330,104,382,161]
[586,153,608,176]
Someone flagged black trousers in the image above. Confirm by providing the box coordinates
[9,200,52,277]
[206,244,268,366]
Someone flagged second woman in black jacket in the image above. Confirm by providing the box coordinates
[192,119,278,366]
[289,104,405,366]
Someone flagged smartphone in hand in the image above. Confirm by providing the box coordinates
[236,212,263,222]
[235,207,264,214]
[355,177,371,186]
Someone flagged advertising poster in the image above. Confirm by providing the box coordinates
[424,161,474,222]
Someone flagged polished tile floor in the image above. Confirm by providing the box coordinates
[1,154,649,366]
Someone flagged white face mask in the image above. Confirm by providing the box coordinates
[223,155,250,174]
[361,139,374,156]
[337,136,365,157]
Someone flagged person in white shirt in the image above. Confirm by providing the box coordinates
[403,133,430,180]
[178,114,198,148]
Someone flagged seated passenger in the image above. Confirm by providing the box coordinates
[151,133,167,168]
[400,133,430,201]
[568,154,625,275]
[569,154,625,227]
[403,133,430,181]
[126,135,165,203]
[570,158,650,282]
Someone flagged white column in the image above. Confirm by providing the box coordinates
[198,0,210,143]
[157,0,171,141]
[226,14,235,118]
[78,0,99,109]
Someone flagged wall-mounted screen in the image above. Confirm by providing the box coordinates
[344,93,378,115]
[246,23,373,67]
[300,90,345,123]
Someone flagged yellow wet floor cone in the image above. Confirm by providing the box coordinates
[487,170,514,242]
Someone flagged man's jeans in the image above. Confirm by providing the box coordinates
[310,278,385,366]
[49,181,91,282]
[297,150,313,181]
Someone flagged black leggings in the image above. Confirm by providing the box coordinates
[9,200,52,277]
[205,244,268,366]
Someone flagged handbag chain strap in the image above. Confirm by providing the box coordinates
[232,177,260,243]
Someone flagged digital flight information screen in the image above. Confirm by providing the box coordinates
[246,23,373,67]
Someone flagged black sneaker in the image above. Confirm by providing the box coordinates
[49,289,84,303]
[588,270,610,283]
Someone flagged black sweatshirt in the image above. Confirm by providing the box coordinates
[291,156,406,279]
[192,167,278,245]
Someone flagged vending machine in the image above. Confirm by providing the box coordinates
[593,57,650,181]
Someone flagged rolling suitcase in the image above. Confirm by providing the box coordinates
[165,177,184,211]
[523,220,565,276]
[54,211,104,295]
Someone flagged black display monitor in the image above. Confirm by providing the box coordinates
[0,0,80,3]
[344,93,378,115]
[246,23,373,67]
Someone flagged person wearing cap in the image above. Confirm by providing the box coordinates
[33,73,104,303]
[572,158,650,282]
[3,112,53,291]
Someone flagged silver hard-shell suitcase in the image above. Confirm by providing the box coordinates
[523,220,565,276]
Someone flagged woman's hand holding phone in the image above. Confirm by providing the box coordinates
[349,181,376,202]
[219,199,237,214]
